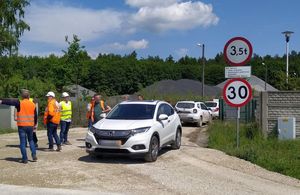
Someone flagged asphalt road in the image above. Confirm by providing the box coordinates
[0,126,299,195]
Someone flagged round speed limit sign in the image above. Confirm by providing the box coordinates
[223,78,252,107]
[224,37,253,66]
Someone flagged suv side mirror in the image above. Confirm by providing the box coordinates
[158,114,168,121]
[100,113,107,118]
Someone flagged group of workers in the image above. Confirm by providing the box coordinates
[0,90,111,164]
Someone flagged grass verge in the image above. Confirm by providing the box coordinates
[0,128,17,134]
[208,121,300,180]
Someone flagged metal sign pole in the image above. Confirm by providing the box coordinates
[237,107,240,148]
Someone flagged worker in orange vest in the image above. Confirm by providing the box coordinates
[15,97,39,148]
[0,89,37,164]
[44,91,61,152]
[91,94,111,124]
[86,97,95,130]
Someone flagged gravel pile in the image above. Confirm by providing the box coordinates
[142,79,221,97]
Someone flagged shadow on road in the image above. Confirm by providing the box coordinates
[78,155,145,164]
[5,145,19,148]
[77,146,85,149]
[36,147,53,152]
[78,147,173,164]
[1,157,22,163]
[181,123,208,128]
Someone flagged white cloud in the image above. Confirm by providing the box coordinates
[176,48,189,57]
[105,39,149,51]
[24,3,125,46]
[127,39,149,49]
[130,1,219,32]
[22,1,219,53]
[87,39,149,57]
[126,0,180,8]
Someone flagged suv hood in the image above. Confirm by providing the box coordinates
[93,119,154,130]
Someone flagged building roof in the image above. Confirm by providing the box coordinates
[216,75,278,92]
[64,84,96,100]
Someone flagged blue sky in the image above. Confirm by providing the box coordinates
[19,0,300,60]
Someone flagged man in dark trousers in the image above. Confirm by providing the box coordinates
[0,89,38,163]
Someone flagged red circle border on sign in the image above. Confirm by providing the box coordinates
[223,78,252,107]
[223,37,253,66]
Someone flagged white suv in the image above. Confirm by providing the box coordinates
[85,100,182,162]
[175,101,212,127]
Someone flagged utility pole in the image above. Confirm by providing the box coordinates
[197,43,205,99]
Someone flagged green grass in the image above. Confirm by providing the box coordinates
[208,121,300,180]
[0,128,17,134]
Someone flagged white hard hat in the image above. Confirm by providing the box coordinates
[62,92,69,98]
[46,91,55,97]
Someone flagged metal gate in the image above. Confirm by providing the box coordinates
[219,98,257,123]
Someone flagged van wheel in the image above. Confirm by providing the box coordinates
[196,116,202,127]
[144,136,159,162]
[171,129,181,149]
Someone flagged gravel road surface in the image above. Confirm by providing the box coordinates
[0,126,299,195]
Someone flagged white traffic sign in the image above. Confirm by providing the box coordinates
[224,37,253,66]
[223,78,252,107]
[225,66,251,78]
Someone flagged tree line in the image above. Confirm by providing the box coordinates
[1,36,300,101]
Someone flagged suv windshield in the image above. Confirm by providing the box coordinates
[205,102,218,107]
[176,103,194,109]
[106,104,155,120]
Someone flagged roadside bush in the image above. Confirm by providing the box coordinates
[244,122,260,140]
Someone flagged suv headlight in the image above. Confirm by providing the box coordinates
[131,127,150,136]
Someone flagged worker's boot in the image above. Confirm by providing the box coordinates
[56,145,62,152]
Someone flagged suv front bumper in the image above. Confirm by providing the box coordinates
[85,130,151,156]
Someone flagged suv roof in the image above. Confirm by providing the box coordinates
[120,100,160,105]
[176,101,195,104]
[205,101,219,104]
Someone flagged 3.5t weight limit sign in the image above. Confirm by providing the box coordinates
[224,37,253,66]
[223,78,252,107]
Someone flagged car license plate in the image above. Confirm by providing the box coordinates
[99,140,121,146]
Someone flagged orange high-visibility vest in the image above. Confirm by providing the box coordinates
[86,100,95,119]
[17,99,35,127]
[44,99,60,125]
[91,100,105,122]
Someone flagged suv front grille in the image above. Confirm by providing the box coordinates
[94,130,132,145]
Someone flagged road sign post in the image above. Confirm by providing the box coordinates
[224,36,253,148]
[223,78,252,108]
[237,107,240,148]
[225,66,251,78]
[224,37,253,66]
[223,77,252,148]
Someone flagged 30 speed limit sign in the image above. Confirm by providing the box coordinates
[223,78,252,107]
[224,37,253,66]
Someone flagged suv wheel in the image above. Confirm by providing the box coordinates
[196,116,202,127]
[171,128,181,149]
[144,135,159,162]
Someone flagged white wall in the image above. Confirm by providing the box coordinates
[0,105,17,130]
